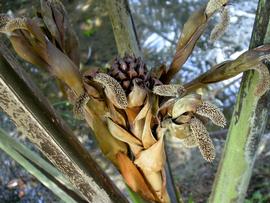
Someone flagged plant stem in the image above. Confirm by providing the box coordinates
[105,0,141,57]
[126,185,147,203]
[209,1,270,202]
[0,128,85,203]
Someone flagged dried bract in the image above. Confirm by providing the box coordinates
[206,0,228,16]
[153,84,186,97]
[93,73,128,109]
[0,16,27,33]
[73,92,90,119]
[210,6,230,42]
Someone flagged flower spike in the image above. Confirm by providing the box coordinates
[196,102,226,127]
[190,118,216,162]
[153,84,186,97]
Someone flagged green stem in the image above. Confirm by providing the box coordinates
[105,0,141,57]
[0,128,85,203]
[209,1,270,202]
[126,185,147,203]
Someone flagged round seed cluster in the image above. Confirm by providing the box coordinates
[108,54,162,93]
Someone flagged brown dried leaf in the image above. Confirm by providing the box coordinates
[161,0,228,83]
[161,7,207,83]
[127,82,147,108]
[40,0,79,66]
[0,15,84,96]
[9,33,48,69]
[141,108,157,148]
[134,97,151,122]
[132,119,145,141]
[158,98,176,117]
[125,107,140,124]
[116,152,156,201]
[168,123,191,139]
[83,82,101,98]
[140,171,164,203]
[40,0,61,43]
[135,134,165,172]
[84,107,127,166]
[172,94,202,118]
[125,107,144,140]
[107,118,142,146]
[45,40,84,96]
[107,99,126,127]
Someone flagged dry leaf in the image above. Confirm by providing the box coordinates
[116,152,156,201]
[107,118,142,146]
[172,94,202,118]
[127,82,147,107]
[135,134,165,172]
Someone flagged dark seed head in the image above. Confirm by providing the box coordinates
[108,54,162,93]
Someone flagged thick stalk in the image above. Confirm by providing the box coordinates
[0,42,129,203]
[105,0,180,202]
[209,1,270,203]
[0,128,85,203]
[105,0,141,57]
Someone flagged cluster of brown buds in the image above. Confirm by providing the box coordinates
[1,0,270,202]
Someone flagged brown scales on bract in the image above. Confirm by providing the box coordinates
[190,117,216,162]
[0,14,9,26]
[182,134,198,148]
[93,73,128,109]
[0,16,27,33]
[196,101,226,127]
[73,92,90,119]
[153,84,186,97]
